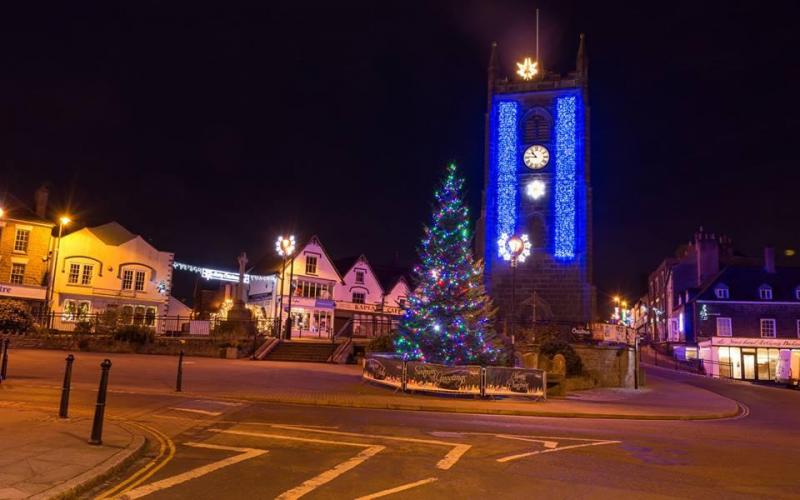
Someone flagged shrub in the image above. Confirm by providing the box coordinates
[539,339,583,376]
[75,320,94,335]
[113,325,154,344]
[367,332,399,353]
[0,299,34,334]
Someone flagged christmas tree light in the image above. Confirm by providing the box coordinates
[395,164,500,366]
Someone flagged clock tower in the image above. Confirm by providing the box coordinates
[476,34,595,328]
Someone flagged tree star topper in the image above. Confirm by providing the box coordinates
[516,57,538,80]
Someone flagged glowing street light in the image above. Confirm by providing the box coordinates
[0,207,4,218]
[275,235,297,340]
[46,215,73,321]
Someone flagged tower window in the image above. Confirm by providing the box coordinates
[523,112,551,144]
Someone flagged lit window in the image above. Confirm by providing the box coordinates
[10,263,25,285]
[13,229,30,253]
[355,270,365,284]
[68,263,81,284]
[62,300,90,322]
[759,286,773,300]
[120,305,134,324]
[134,306,145,325]
[716,317,732,337]
[134,271,146,291]
[398,298,406,308]
[122,270,133,290]
[714,286,729,299]
[760,319,776,338]
[352,292,365,304]
[145,307,157,326]
[305,255,318,274]
[81,265,93,286]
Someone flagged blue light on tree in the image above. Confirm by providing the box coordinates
[554,95,577,259]
[495,100,518,255]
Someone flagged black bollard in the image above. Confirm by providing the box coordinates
[176,350,184,392]
[59,354,75,418]
[89,359,112,445]
[1,338,9,381]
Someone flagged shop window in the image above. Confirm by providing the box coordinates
[68,263,81,284]
[144,307,157,326]
[760,318,776,338]
[122,270,134,290]
[758,285,773,300]
[134,271,146,291]
[716,317,732,337]
[305,255,318,274]
[14,229,30,253]
[120,305,134,324]
[10,263,25,285]
[714,285,729,299]
[133,306,146,325]
[62,300,91,322]
[352,292,365,304]
[355,270,365,284]
[81,265,93,286]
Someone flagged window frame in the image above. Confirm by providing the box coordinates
[352,291,366,304]
[714,286,729,299]
[68,263,81,284]
[716,317,732,337]
[134,270,146,291]
[760,318,777,338]
[354,269,365,284]
[122,269,134,290]
[305,255,318,274]
[759,286,773,300]
[13,228,30,253]
[10,263,25,285]
[81,265,93,286]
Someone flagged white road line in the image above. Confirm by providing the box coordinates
[355,477,439,500]
[121,443,267,499]
[169,407,223,416]
[271,424,471,470]
[199,400,243,407]
[496,440,621,463]
[275,446,385,500]
[494,434,558,449]
[209,429,378,448]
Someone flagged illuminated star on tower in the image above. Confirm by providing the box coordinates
[516,57,538,80]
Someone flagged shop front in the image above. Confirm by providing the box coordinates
[334,301,403,339]
[699,337,800,383]
[286,297,335,338]
[0,283,47,314]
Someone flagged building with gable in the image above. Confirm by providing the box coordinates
[51,222,175,328]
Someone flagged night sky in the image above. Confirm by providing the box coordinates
[1,1,798,303]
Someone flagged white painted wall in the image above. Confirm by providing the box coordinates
[334,256,383,305]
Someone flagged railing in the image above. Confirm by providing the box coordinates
[335,318,398,340]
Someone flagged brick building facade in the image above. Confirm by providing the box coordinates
[475,36,595,327]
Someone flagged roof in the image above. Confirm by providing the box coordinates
[87,222,137,246]
[0,191,54,226]
[333,255,361,277]
[371,263,413,292]
[694,265,800,302]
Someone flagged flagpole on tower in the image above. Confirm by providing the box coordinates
[536,8,540,64]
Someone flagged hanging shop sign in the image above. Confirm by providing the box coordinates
[484,366,546,398]
[711,337,800,348]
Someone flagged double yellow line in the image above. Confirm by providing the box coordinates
[96,422,176,499]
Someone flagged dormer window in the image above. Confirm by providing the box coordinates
[758,285,773,300]
[714,285,729,299]
[795,287,800,301]
[355,270,365,284]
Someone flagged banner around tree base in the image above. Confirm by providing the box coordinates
[362,353,546,400]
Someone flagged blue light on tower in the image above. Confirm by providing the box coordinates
[495,100,518,255]
[554,95,577,259]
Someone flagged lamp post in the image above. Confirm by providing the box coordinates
[498,233,531,346]
[46,216,71,326]
[275,235,296,340]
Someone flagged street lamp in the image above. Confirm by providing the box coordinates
[498,233,531,346]
[275,235,296,340]
[46,215,72,324]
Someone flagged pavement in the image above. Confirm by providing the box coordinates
[0,348,788,498]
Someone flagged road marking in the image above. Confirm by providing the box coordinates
[209,429,385,500]
[355,477,438,500]
[121,443,267,499]
[97,422,175,499]
[496,440,621,463]
[169,407,223,416]
[116,424,177,496]
[276,446,384,500]
[494,434,559,449]
[271,424,470,470]
[202,400,243,407]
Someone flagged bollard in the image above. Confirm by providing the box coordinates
[176,350,184,392]
[59,354,75,418]
[89,359,112,445]
[1,337,9,381]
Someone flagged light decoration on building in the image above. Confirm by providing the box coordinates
[497,233,532,263]
[516,57,538,80]
[495,101,519,252]
[554,95,577,259]
[526,179,546,200]
[699,304,709,321]
[172,262,274,283]
[275,235,296,257]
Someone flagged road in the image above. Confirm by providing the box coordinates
[4,352,800,499]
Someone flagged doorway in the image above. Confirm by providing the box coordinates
[743,353,756,380]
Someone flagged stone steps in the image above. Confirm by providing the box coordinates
[264,341,337,363]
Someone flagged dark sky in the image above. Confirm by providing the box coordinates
[1,1,798,302]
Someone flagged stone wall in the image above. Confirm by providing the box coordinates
[572,344,635,388]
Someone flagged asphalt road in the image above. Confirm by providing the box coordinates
[4,352,800,499]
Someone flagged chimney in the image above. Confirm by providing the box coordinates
[764,246,776,273]
[34,185,49,218]
[694,228,719,286]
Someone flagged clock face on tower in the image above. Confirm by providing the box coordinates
[523,145,550,170]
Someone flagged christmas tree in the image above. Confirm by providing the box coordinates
[395,163,499,365]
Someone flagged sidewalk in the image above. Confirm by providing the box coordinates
[4,349,742,421]
[0,407,145,499]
